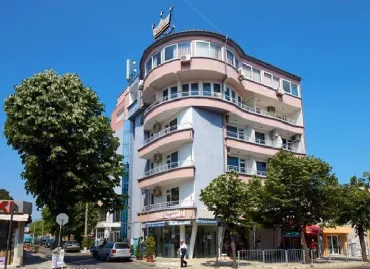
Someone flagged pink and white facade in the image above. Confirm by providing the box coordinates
[121,30,306,258]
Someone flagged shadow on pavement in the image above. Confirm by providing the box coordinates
[23,252,49,266]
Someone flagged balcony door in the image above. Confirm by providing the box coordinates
[166,187,179,206]
[227,156,239,171]
[167,151,178,169]
[328,235,340,255]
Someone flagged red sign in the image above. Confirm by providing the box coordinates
[0,200,15,214]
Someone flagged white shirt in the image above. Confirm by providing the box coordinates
[181,243,187,249]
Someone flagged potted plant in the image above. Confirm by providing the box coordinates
[135,238,142,260]
[145,236,156,262]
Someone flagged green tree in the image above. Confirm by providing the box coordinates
[4,70,126,244]
[200,171,259,268]
[336,173,370,262]
[0,189,13,200]
[259,151,339,263]
[29,220,44,237]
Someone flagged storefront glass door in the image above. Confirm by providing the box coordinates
[328,235,340,255]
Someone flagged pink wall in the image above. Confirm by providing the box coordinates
[111,90,129,131]
[138,167,195,188]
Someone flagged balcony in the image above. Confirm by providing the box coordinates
[143,91,303,133]
[138,160,195,188]
[139,123,193,159]
[225,131,305,156]
[142,200,195,213]
[227,165,266,180]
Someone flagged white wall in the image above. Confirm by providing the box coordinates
[150,142,193,169]
[178,107,193,126]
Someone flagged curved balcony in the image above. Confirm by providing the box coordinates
[138,160,195,188]
[142,200,195,213]
[225,131,306,156]
[138,123,193,159]
[143,57,241,97]
[144,91,304,133]
[227,165,266,182]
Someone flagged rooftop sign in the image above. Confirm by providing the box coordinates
[152,7,175,40]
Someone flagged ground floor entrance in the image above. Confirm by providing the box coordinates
[322,233,348,256]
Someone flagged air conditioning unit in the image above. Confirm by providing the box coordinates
[292,135,301,142]
[138,80,144,90]
[267,106,276,113]
[153,186,162,197]
[276,86,285,96]
[180,54,191,63]
[238,68,245,81]
[153,122,161,133]
[153,153,162,163]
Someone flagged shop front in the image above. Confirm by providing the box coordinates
[322,226,352,256]
[0,200,32,267]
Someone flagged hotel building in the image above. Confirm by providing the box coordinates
[110,30,306,258]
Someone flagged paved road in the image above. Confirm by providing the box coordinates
[35,247,150,269]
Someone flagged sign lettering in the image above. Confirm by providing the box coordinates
[152,7,174,40]
[0,200,14,214]
[156,209,185,220]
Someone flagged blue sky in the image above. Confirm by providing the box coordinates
[1,0,369,219]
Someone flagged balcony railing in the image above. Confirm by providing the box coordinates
[226,131,305,154]
[227,165,267,177]
[143,123,192,146]
[144,91,302,126]
[143,160,194,178]
[142,200,195,212]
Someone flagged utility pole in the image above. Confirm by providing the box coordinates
[84,203,88,236]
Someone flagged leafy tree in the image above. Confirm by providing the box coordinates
[259,151,339,263]
[336,173,370,262]
[200,170,259,267]
[29,220,50,237]
[0,189,13,200]
[4,70,126,243]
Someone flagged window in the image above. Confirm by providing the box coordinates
[163,89,168,101]
[256,161,267,175]
[145,58,152,75]
[191,83,199,95]
[166,187,179,204]
[239,159,246,173]
[170,86,178,99]
[116,108,124,122]
[195,41,209,57]
[178,42,191,56]
[152,51,161,68]
[169,118,177,130]
[203,83,211,96]
[283,80,291,93]
[263,72,273,86]
[231,90,236,103]
[170,151,178,168]
[226,125,238,138]
[113,211,121,222]
[238,128,244,140]
[255,132,265,144]
[291,83,299,96]
[282,138,292,150]
[227,156,239,169]
[252,68,261,83]
[213,84,221,95]
[273,76,280,89]
[210,44,222,60]
[182,84,189,96]
[242,64,252,79]
[225,87,231,101]
[165,44,177,61]
[226,49,234,66]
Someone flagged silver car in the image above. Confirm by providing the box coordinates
[97,242,131,262]
[63,241,81,252]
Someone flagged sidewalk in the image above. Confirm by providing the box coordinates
[22,251,51,269]
[138,257,369,269]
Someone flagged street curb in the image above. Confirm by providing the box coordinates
[133,260,156,267]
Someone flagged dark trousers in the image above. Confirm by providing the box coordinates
[181,254,187,267]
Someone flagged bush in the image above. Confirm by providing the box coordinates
[82,236,89,248]
[145,236,156,257]
[135,238,142,257]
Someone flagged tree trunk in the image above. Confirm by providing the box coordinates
[357,226,369,262]
[300,226,310,264]
[231,237,237,268]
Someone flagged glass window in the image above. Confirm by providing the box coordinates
[242,64,252,79]
[252,68,261,83]
[213,84,221,94]
[227,156,239,168]
[191,83,199,95]
[163,89,168,101]
[256,161,267,172]
[226,49,234,66]
[115,243,130,249]
[182,84,189,96]
[165,44,177,61]
[178,42,191,56]
[264,72,272,86]
[152,51,161,67]
[203,83,211,96]
[273,76,280,89]
[225,87,230,101]
[235,58,239,69]
[167,187,179,203]
[210,44,222,60]
[195,41,209,57]
[291,83,299,96]
[170,86,178,99]
[226,125,237,138]
[231,90,236,103]
[238,128,244,140]
[145,58,152,74]
[283,80,291,93]
[255,132,265,144]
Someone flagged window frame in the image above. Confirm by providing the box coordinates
[164,43,178,62]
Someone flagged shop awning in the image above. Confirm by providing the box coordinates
[196,219,217,225]
[145,221,166,228]
[283,232,300,238]
[306,225,321,235]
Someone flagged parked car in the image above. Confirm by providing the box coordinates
[46,239,55,249]
[97,242,131,262]
[90,245,103,258]
[63,241,81,252]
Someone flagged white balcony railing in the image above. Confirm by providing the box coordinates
[143,123,192,146]
[226,131,305,154]
[143,160,194,178]
[227,165,267,177]
[142,199,195,212]
[144,91,302,126]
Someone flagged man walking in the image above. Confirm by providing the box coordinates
[179,240,187,267]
